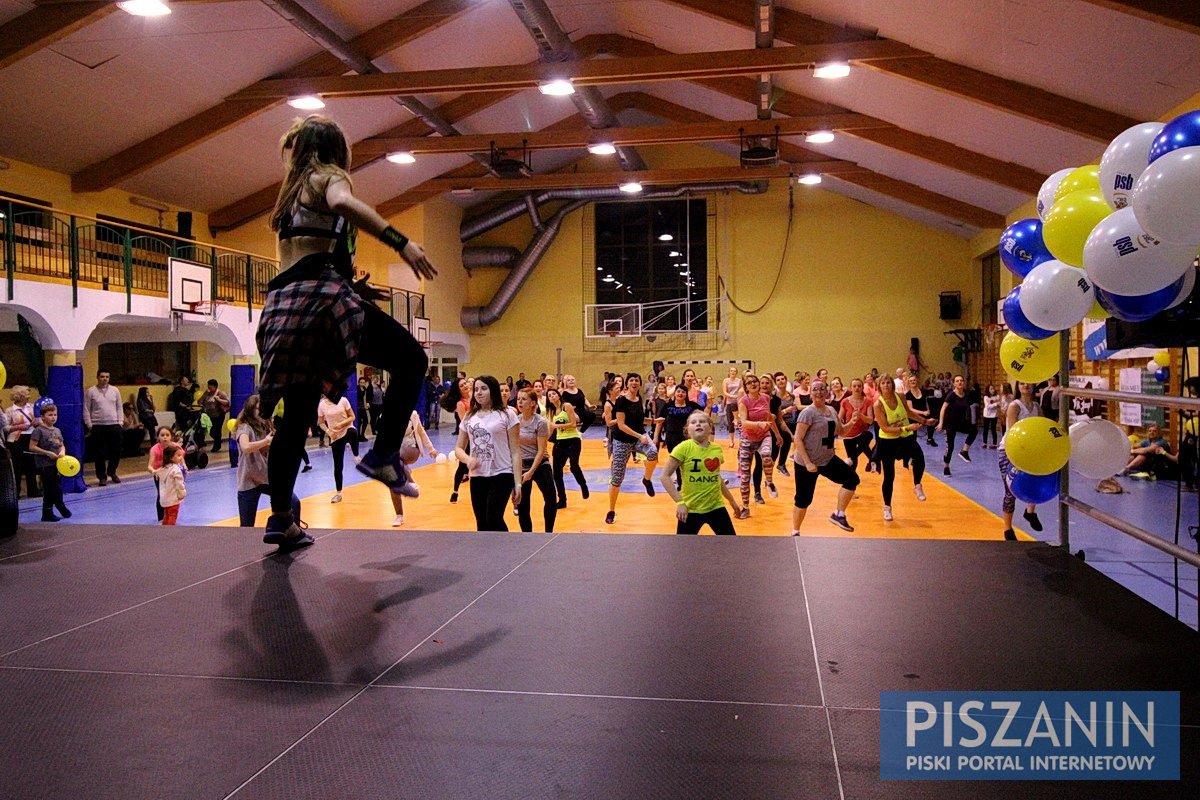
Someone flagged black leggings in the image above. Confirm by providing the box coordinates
[268,302,427,515]
[518,460,557,532]
[330,428,360,491]
[842,431,873,472]
[677,507,736,535]
[470,473,515,531]
[877,436,925,505]
[943,423,978,464]
[552,438,587,499]
[453,460,470,493]
[982,417,998,447]
[777,423,794,466]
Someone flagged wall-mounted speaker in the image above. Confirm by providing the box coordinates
[939,291,962,320]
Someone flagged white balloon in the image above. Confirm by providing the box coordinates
[1130,147,1200,246]
[1166,265,1196,309]
[1069,419,1131,479]
[1099,122,1164,209]
[1081,206,1195,295]
[1018,260,1094,331]
[1146,359,1161,372]
[1037,167,1074,221]
[447,451,457,462]
[435,453,447,463]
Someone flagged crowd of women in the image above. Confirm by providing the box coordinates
[432,365,1052,540]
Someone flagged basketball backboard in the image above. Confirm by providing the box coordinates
[169,257,212,315]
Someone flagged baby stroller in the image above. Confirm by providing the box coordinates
[174,413,211,470]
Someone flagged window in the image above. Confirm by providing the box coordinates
[0,333,40,386]
[594,198,707,330]
[99,341,192,385]
[982,250,1001,326]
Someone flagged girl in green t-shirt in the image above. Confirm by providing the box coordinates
[660,411,743,535]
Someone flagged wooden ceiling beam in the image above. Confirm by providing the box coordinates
[630,93,1005,230]
[356,114,887,158]
[832,171,1006,229]
[228,40,922,100]
[599,37,1045,195]
[420,165,804,194]
[0,2,117,71]
[663,0,1139,141]
[71,0,475,193]
[1075,0,1200,36]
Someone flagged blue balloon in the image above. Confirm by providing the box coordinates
[1094,274,1185,322]
[1154,367,1169,383]
[1010,468,1059,505]
[1002,286,1054,340]
[998,218,1054,278]
[33,396,55,416]
[443,380,452,389]
[1148,110,1200,164]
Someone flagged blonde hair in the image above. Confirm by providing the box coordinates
[686,410,714,436]
[270,115,352,233]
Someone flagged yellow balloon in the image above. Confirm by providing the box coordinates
[999,331,1060,385]
[1085,297,1110,320]
[1128,433,1142,447]
[57,455,81,477]
[1006,417,1071,476]
[1185,417,1197,437]
[1154,350,1170,366]
[226,417,238,434]
[0,360,6,391]
[1042,190,1113,267]
[1053,164,1101,202]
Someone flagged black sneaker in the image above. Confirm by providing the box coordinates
[737,508,750,520]
[41,513,61,522]
[449,491,459,504]
[754,494,765,504]
[1004,528,1017,541]
[943,465,951,477]
[56,505,72,519]
[356,450,419,498]
[277,531,315,551]
[581,484,590,500]
[1023,510,1044,532]
[958,450,971,463]
[301,464,313,473]
[642,478,656,497]
[777,464,790,477]
[605,511,616,525]
[263,512,303,545]
[828,513,854,532]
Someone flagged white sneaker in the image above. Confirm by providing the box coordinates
[391,514,404,527]
[331,493,342,504]
[882,505,893,521]
[913,484,926,501]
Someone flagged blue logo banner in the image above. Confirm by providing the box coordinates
[880,691,1180,780]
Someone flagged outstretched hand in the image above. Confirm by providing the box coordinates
[402,241,438,281]
[351,273,391,303]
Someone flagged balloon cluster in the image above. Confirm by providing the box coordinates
[992,111,1200,503]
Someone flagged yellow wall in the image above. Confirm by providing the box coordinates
[461,168,975,382]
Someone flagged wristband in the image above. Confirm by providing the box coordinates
[380,226,410,255]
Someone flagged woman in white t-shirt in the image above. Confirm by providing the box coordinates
[455,375,521,531]
[390,410,439,527]
[317,393,359,504]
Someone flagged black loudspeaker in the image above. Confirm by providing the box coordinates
[1104,269,1200,348]
[939,292,962,320]
[177,211,193,239]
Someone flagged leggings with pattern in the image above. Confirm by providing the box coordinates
[610,439,658,485]
[738,436,773,506]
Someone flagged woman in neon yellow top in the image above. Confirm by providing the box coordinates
[872,377,927,522]
[660,411,743,535]
[547,388,589,509]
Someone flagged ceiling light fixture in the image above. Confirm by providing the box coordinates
[538,79,575,96]
[658,233,673,241]
[813,62,851,79]
[603,275,616,282]
[798,173,822,185]
[288,95,325,110]
[619,181,643,194]
[118,0,171,16]
[805,130,835,144]
[588,142,616,155]
[385,151,416,164]
[669,250,681,257]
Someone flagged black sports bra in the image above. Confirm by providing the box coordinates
[278,201,357,274]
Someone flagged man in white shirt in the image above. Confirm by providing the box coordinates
[83,369,123,485]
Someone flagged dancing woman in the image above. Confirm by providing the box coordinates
[838,378,873,472]
[547,388,588,508]
[515,388,557,532]
[606,373,658,525]
[317,391,359,504]
[998,381,1044,541]
[454,376,521,532]
[873,377,927,522]
[259,115,436,548]
[660,411,743,535]
[936,375,978,476]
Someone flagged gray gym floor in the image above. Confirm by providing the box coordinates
[0,526,1195,798]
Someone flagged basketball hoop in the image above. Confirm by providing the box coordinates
[982,323,1004,347]
[606,331,618,339]
[418,340,442,352]
[187,300,226,328]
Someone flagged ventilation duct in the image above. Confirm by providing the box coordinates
[460,182,768,327]
[462,246,520,269]
[461,182,767,242]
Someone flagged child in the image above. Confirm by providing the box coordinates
[27,403,71,522]
[156,443,187,525]
[146,425,174,521]
[660,410,742,535]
